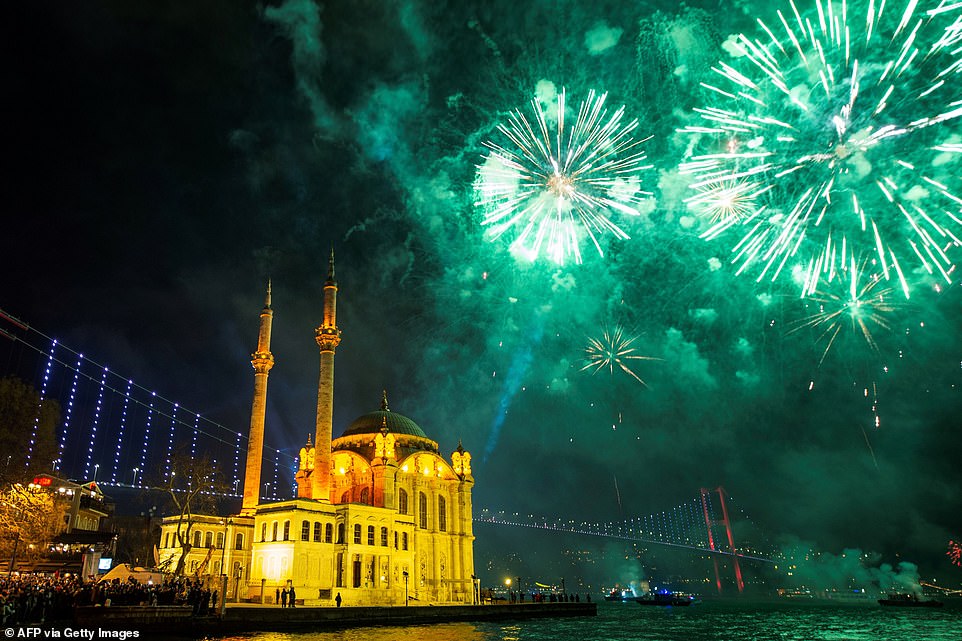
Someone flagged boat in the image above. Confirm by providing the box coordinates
[634,591,696,607]
[604,589,636,602]
[878,593,943,608]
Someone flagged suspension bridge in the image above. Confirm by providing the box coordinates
[475,487,776,593]
[3,308,774,592]
[0,307,294,498]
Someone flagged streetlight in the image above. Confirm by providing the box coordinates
[93,464,100,482]
[505,577,512,603]
[132,467,140,486]
[220,518,232,578]
[219,518,231,616]
[403,571,409,606]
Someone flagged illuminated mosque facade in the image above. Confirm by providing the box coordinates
[159,256,477,605]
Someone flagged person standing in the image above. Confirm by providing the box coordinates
[275,588,280,605]
[289,586,296,608]
[281,587,288,608]
[335,592,342,608]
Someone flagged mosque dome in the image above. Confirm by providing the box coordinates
[340,391,428,439]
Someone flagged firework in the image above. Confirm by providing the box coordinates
[475,88,653,264]
[684,174,775,226]
[679,0,962,298]
[788,257,898,363]
[581,325,659,385]
[929,1,962,17]
[949,539,962,567]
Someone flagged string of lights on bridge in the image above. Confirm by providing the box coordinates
[1,308,295,499]
[475,495,775,563]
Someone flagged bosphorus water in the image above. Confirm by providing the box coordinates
[211,599,961,641]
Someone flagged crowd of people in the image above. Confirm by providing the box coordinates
[1,573,593,626]
[0,574,218,626]
[481,587,591,604]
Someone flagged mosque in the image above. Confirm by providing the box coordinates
[158,256,477,605]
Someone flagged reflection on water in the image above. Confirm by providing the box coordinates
[213,621,485,641]
[210,600,962,641]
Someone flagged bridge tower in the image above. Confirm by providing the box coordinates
[699,486,745,594]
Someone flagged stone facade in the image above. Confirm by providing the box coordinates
[159,258,475,605]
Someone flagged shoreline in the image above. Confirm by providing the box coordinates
[70,602,596,637]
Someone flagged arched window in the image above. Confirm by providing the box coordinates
[398,488,408,514]
[193,531,201,548]
[336,523,345,544]
[360,487,370,504]
[325,523,333,543]
[301,520,310,541]
[438,495,447,532]
[261,523,267,542]
[367,525,375,546]
[341,491,349,504]
[418,492,428,529]
[313,522,322,542]
[235,533,244,550]
[353,524,362,544]
[204,531,213,548]
[216,532,225,549]
[380,527,388,546]
[283,520,291,541]
[272,521,278,541]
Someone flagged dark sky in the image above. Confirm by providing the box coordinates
[4,0,961,586]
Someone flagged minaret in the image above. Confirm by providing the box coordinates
[241,282,274,515]
[312,251,341,501]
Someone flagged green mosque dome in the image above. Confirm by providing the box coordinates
[340,391,428,438]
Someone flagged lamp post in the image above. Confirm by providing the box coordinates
[132,467,140,486]
[220,518,231,579]
[93,464,99,482]
[403,571,409,606]
[219,520,230,619]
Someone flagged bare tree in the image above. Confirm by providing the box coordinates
[153,446,228,576]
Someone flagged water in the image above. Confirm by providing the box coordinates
[212,600,962,641]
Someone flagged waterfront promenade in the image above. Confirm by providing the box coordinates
[73,601,597,636]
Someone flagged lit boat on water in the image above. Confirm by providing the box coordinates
[604,589,636,602]
[878,593,943,608]
[634,591,697,607]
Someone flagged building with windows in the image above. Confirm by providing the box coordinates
[159,256,476,605]
[29,475,111,533]
[17,475,115,577]
[157,513,252,598]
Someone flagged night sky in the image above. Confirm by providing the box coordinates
[4,0,961,586]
